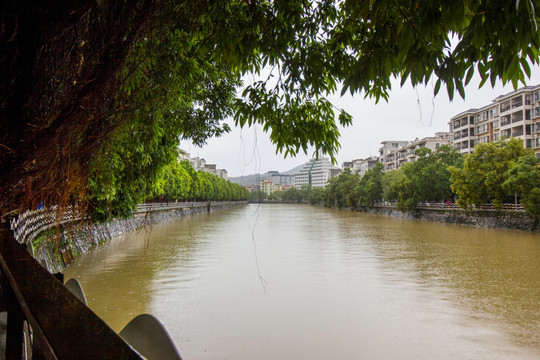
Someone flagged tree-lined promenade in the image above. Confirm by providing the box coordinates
[255,138,540,219]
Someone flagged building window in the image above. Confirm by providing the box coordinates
[511,111,523,123]
[525,94,532,105]
[511,95,523,109]
[526,109,532,120]
[501,100,511,112]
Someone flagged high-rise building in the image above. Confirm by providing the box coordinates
[294,157,341,188]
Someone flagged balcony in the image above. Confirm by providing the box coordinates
[511,95,523,109]
[511,126,524,137]
[511,111,523,123]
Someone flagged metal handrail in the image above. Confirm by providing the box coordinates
[372,201,526,212]
[0,225,144,359]
[8,201,246,246]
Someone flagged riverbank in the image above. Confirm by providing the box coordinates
[359,205,539,232]
[33,201,247,273]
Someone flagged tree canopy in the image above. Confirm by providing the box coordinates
[395,145,463,210]
[450,138,535,211]
[1,0,539,214]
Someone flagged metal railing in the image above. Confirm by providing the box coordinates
[7,201,246,247]
[372,201,525,212]
[0,225,145,359]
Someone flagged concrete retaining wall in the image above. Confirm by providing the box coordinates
[361,206,539,232]
[34,202,245,273]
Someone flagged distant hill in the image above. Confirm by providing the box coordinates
[228,163,305,185]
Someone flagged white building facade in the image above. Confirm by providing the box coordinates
[377,133,451,171]
[294,157,341,188]
[352,156,380,177]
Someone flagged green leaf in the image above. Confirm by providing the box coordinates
[434,79,442,96]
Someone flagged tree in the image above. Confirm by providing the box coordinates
[308,187,327,206]
[450,138,532,210]
[1,0,539,214]
[326,168,359,209]
[381,169,404,202]
[160,160,192,201]
[250,191,267,203]
[395,146,463,210]
[356,163,385,207]
[268,190,284,201]
[282,188,304,203]
[502,154,540,218]
[196,171,214,201]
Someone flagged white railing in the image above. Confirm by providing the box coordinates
[372,201,525,212]
[7,201,246,245]
[8,206,84,245]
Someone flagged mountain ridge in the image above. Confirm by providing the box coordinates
[228,163,305,185]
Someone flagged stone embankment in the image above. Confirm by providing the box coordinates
[359,203,538,232]
[25,201,246,273]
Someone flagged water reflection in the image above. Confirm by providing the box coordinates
[64,204,540,359]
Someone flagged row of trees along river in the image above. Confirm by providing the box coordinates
[90,156,249,221]
[254,138,540,219]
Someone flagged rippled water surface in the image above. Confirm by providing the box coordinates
[64,204,540,359]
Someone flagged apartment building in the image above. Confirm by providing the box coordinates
[267,171,294,185]
[351,156,379,177]
[294,157,341,188]
[449,84,540,156]
[260,180,282,196]
[179,153,229,179]
[378,133,451,171]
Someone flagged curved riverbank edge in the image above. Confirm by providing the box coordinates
[34,201,247,273]
[358,206,539,232]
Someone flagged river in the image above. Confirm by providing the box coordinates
[63,204,540,359]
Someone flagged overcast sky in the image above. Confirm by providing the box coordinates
[182,66,540,178]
